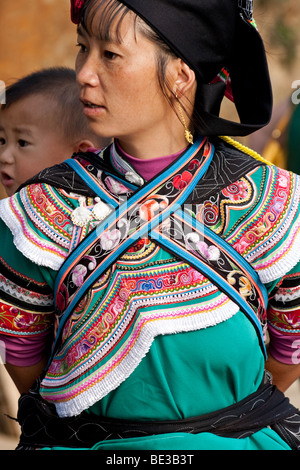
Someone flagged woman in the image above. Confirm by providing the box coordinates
[1,0,300,450]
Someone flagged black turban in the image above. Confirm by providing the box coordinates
[71,0,273,136]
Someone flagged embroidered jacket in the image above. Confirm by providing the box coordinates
[0,138,300,418]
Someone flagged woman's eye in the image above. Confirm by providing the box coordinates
[103,50,117,60]
[18,140,29,148]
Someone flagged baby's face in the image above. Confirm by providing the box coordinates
[0,94,75,196]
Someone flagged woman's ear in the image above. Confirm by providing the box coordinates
[173,59,196,99]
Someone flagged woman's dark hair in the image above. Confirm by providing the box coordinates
[1,67,94,142]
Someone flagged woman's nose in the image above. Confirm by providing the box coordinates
[76,55,101,88]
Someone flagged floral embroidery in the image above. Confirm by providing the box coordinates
[100,229,122,251]
[185,233,220,261]
[221,179,249,201]
[139,196,168,221]
[104,176,129,195]
[173,170,193,190]
[195,176,253,233]
[227,272,253,299]
[195,241,220,261]
[0,302,53,335]
[268,305,300,333]
[72,265,88,287]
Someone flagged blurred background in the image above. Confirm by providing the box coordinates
[0,0,300,449]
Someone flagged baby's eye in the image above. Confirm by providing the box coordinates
[0,137,6,146]
[18,139,29,147]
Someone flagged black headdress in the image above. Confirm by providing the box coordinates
[71,0,272,136]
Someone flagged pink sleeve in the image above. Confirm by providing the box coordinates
[268,323,300,365]
[267,276,300,364]
[0,300,53,366]
[0,331,51,366]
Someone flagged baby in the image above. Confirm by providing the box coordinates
[0,67,109,196]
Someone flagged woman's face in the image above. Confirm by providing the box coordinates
[75,7,178,150]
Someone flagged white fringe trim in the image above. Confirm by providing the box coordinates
[0,197,66,270]
[42,298,239,417]
[251,220,300,284]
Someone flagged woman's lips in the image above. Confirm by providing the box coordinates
[81,99,105,117]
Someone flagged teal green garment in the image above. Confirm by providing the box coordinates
[43,312,291,450]
[44,429,290,450]
[89,428,291,450]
